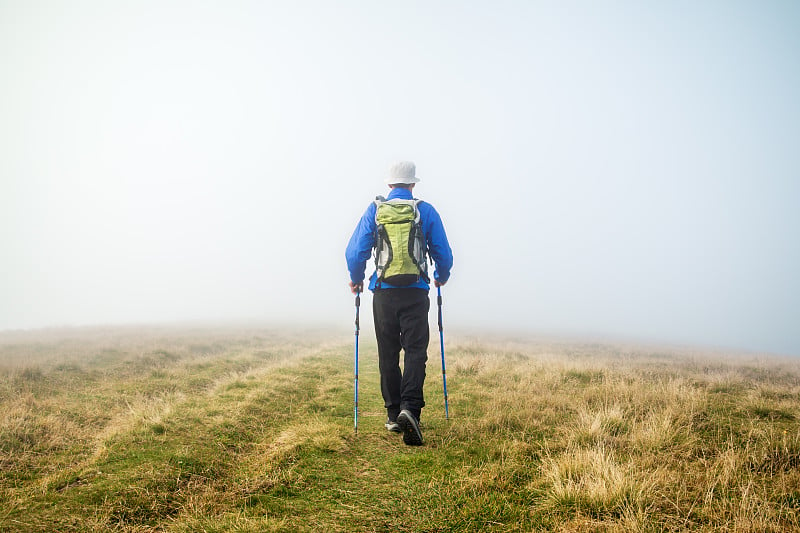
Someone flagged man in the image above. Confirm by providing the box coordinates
[345,161,453,446]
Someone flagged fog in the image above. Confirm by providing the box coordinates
[2,1,799,355]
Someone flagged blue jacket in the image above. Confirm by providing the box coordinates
[346,188,453,291]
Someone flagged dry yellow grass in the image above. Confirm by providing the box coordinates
[1,327,798,531]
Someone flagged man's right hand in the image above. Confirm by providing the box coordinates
[348,281,363,294]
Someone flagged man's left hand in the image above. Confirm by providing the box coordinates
[349,281,363,294]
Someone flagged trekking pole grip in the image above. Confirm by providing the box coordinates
[354,291,360,332]
[437,286,443,331]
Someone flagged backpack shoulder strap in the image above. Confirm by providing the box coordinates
[412,199,423,223]
[373,196,386,222]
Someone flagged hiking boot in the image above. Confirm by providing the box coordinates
[396,409,423,446]
[385,418,401,433]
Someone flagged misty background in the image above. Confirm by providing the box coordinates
[2,1,798,355]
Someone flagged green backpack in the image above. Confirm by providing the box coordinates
[373,196,429,286]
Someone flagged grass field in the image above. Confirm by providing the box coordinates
[1,325,799,532]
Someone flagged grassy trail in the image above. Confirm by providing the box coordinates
[1,327,799,532]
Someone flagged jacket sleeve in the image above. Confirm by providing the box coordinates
[345,203,377,283]
[421,203,453,284]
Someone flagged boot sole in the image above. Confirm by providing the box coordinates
[397,410,423,446]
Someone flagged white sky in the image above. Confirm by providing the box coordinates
[2,1,799,355]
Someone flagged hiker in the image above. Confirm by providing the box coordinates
[345,161,453,446]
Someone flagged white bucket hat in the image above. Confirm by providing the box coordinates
[385,161,420,184]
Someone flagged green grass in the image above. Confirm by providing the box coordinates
[1,327,799,531]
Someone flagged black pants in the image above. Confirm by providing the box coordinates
[372,288,429,421]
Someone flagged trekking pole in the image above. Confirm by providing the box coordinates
[353,289,360,434]
[437,285,450,420]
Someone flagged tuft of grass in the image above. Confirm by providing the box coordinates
[540,443,652,518]
[17,366,45,382]
[573,404,628,446]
